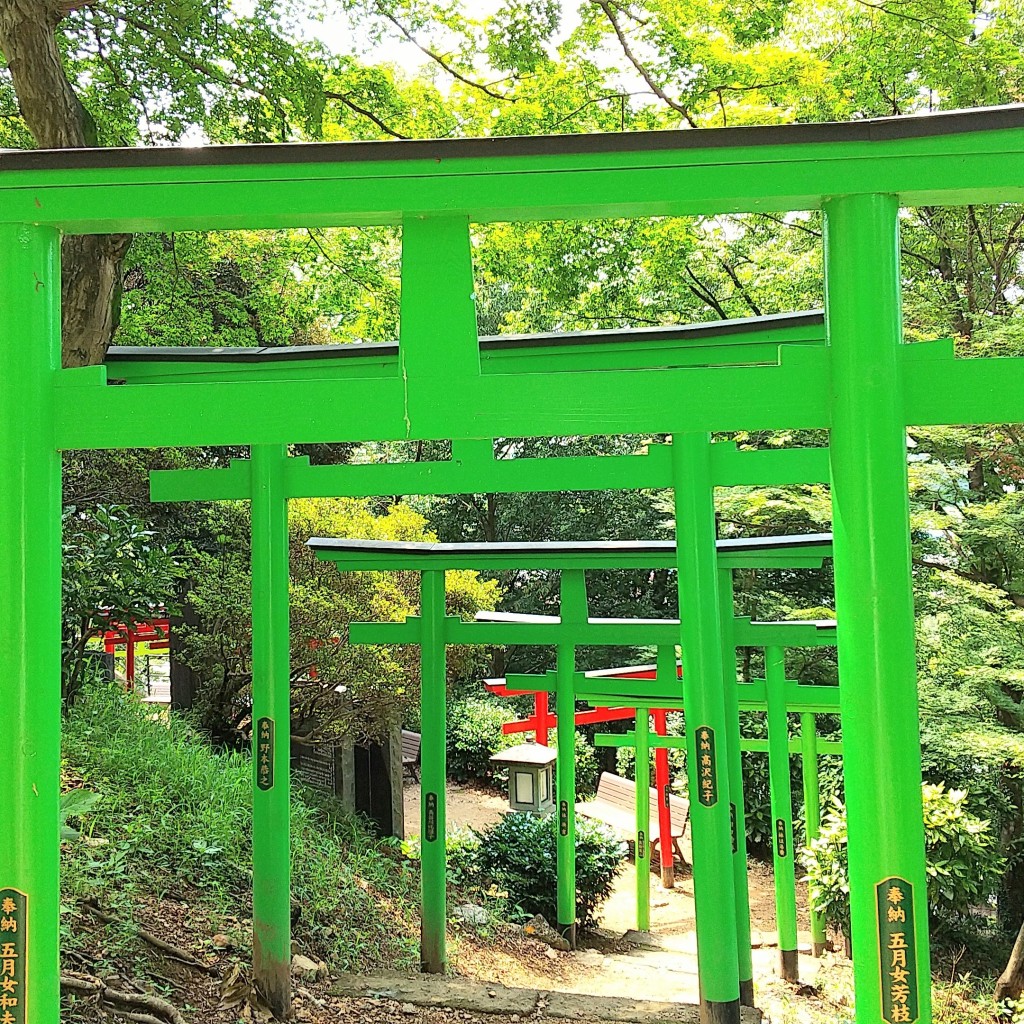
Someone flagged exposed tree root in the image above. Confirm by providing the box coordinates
[82,899,219,975]
[107,1011,168,1024]
[61,972,186,1024]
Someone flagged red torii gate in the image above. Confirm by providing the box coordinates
[485,665,681,887]
[100,613,171,686]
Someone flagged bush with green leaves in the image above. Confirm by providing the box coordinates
[803,782,1005,943]
[445,828,483,894]
[62,504,179,706]
[569,730,600,799]
[470,811,626,928]
[446,697,520,783]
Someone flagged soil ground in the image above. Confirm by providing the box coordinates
[404,781,510,835]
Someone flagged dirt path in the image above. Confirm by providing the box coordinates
[404,781,509,836]
[422,782,831,1010]
[599,858,811,940]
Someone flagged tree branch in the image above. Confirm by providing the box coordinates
[324,90,409,139]
[545,91,645,130]
[851,0,969,45]
[376,7,514,102]
[685,266,729,318]
[719,258,763,316]
[593,0,697,126]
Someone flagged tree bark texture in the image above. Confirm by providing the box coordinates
[996,918,1024,1002]
[0,0,132,366]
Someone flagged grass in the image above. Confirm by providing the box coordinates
[760,952,1011,1024]
[61,682,420,973]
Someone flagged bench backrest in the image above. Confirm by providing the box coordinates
[401,730,421,761]
[594,771,689,829]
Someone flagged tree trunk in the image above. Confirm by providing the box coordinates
[1000,773,1024,927]
[0,0,132,366]
[997,918,1024,1002]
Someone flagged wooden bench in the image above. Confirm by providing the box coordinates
[576,771,689,870]
[401,730,421,782]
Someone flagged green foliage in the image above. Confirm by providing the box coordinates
[179,497,497,744]
[61,505,179,706]
[444,828,483,895]
[737,709,844,858]
[923,785,1005,925]
[61,683,420,971]
[802,799,853,940]
[119,227,401,350]
[469,811,626,928]
[569,729,600,800]
[485,1,560,73]
[803,784,1005,943]
[446,697,520,784]
[54,1,328,149]
[60,788,101,841]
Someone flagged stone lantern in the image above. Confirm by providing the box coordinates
[490,743,558,815]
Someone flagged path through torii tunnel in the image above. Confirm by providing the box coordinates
[6,104,1024,1024]
[482,628,842,972]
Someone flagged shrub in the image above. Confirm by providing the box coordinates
[62,504,179,706]
[570,729,600,799]
[803,782,1005,943]
[446,697,519,783]
[471,811,626,928]
[445,828,483,895]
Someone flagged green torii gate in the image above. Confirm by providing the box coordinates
[592,709,841,974]
[149,432,831,1012]
[309,534,832,1008]
[588,660,842,979]
[7,106,1024,1024]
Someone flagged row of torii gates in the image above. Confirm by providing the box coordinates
[6,104,1024,1024]
[317,535,841,989]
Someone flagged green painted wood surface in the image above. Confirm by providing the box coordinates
[4,114,1024,232]
[825,193,931,1024]
[0,224,63,1024]
[249,445,293,1015]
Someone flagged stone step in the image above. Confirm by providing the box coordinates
[331,971,763,1023]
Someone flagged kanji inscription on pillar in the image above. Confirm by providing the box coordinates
[876,877,919,1024]
[695,726,718,807]
[775,818,788,858]
[0,889,26,1024]
[256,717,275,791]
[425,792,438,843]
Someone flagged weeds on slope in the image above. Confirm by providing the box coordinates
[61,683,419,973]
